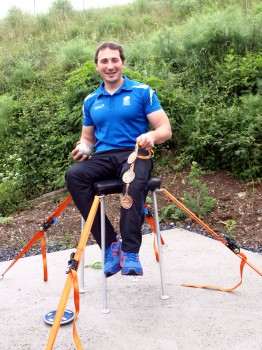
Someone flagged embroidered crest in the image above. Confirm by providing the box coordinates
[123,96,131,106]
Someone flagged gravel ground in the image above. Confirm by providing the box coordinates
[1,221,261,264]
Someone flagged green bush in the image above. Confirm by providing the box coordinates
[0,180,27,215]
[96,14,127,40]
[0,154,27,215]
[185,8,261,55]
[60,40,93,70]
[9,61,35,87]
[213,50,262,99]
[171,0,198,20]
[0,94,18,135]
[150,26,180,61]
[48,0,74,19]
[1,70,74,197]
[63,61,101,127]
[187,94,262,179]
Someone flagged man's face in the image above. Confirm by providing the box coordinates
[96,47,124,85]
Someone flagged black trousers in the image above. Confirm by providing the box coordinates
[65,148,153,253]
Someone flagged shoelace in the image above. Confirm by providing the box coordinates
[105,245,119,262]
[124,252,138,262]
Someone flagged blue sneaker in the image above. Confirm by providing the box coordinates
[120,251,143,276]
[104,241,121,278]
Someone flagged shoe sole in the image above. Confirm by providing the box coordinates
[104,266,121,278]
[121,268,143,276]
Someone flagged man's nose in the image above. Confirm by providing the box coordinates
[107,61,114,69]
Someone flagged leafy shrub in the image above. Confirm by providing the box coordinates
[150,26,181,62]
[171,0,198,20]
[63,61,101,128]
[180,7,262,76]
[36,14,50,31]
[125,41,152,71]
[9,61,35,87]
[48,0,74,19]
[4,7,24,28]
[135,0,150,14]
[0,94,18,135]
[60,41,93,70]
[187,94,262,179]
[2,69,75,196]
[0,154,26,215]
[0,180,27,215]
[96,15,127,40]
[213,50,262,99]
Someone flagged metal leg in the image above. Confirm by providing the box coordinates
[152,189,169,300]
[100,195,110,313]
[78,217,86,293]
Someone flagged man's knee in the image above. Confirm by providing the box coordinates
[65,165,75,184]
[65,164,84,188]
[66,163,94,188]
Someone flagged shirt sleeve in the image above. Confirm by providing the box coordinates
[83,97,95,127]
[143,87,163,115]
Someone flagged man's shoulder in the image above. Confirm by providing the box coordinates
[124,76,150,91]
[84,86,102,103]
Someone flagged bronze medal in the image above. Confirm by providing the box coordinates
[122,170,135,184]
[121,194,133,209]
[127,151,137,164]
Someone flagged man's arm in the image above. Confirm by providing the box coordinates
[136,110,172,151]
[71,125,95,161]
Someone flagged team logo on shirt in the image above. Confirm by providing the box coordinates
[123,96,131,106]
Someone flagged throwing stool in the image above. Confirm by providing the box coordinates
[79,178,169,313]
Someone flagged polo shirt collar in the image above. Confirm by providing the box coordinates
[97,75,132,96]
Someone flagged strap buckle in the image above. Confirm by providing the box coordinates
[39,216,58,231]
[66,252,78,274]
[222,233,240,254]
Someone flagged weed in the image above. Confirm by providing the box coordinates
[220,219,237,238]
[0,217,13,225]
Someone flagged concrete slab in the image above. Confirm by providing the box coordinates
[0,229,262,350]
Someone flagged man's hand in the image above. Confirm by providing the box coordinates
[71,141,92,162]
[136,132,155,151]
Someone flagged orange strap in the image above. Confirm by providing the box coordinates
[71,269,82,350]
[46,195,100,350]
[182,252,247,292]
[1,230,47,279]
[144,204,165,261]
[45,274,73,350]
[162,189,227,245]
[161,188,262,288]
[46,195,72,225]
[0,194,72,281]
[40,232,48,281]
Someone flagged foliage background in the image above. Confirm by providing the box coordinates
[0,0,261,214]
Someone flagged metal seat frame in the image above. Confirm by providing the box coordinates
[78,178,169,313]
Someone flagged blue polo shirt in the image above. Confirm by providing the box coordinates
[83,76,163,153]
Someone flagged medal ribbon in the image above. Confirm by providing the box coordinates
[121,143,154,209]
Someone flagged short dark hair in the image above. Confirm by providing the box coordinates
[94,41,125,64]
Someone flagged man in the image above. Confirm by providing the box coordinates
[66,41,172,278]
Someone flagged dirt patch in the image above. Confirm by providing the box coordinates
[0,168,261,261]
